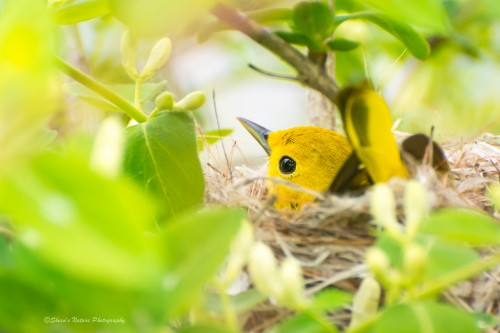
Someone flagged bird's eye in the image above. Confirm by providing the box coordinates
[279,156,296,174]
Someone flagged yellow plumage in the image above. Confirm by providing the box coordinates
[266,126,352,209]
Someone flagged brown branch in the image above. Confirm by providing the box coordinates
[211,3,340,104]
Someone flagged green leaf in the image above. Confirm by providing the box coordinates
[334,12,430,59]
[123,111,204,219]
[203,289,266,314]
[197,128,234,152]
[49,0,109,25]
[361,0,449,34]
[0,152,161,289]
[374,301,480,333]
[162,208,245,316]
[268,312,338,333]
[326,38,360,51]
[178,324,236,333]
[292,1,334,42]
[421,208,500,245]
[309,288,352,312]
[275,31,313,47]
[66,81,167,112]
[109,0,220,37]
[374,234,404,270]
[422,237,479,280]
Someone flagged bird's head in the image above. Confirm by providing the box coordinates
[238,118,352,210]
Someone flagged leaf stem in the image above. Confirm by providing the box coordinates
[135,77,143,111]
[215,280,239,332]
[413,252,500,300]
[55,56,148,123]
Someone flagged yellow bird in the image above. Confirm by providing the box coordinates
[238,118,354,210]
[239,83,444,210]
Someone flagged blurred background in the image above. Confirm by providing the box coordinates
[56,0,500,168]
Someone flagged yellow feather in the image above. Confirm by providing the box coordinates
[338,83,409,183]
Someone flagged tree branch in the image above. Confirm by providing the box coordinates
[211,3,340,104]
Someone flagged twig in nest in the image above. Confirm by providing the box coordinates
[248,63,299,82]
[211,3,340,103]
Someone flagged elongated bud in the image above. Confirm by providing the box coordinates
[403,243,426,285]
[121,30,138,79]
[155,92,175,110]
[248,242,281,297]
[140,37,172,80]
[222,221,254,285]
[488,184,500,210]
[278,257,308,309]
[350,277,381,329]
[174,91,206,111]
[365,248,390,285]
[404,180,429,237]
[370,184,400,237]
[89,116,124,178]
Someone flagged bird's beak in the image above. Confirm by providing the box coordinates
[237,117,271,155]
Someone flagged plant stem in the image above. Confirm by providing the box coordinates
[215,281,239,332]
[55,56,148,123]
[135,77,143,111]
[413,252,500,300]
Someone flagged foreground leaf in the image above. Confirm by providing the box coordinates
[123,111,204,219]
[421,208,500,245]
[334,12,430,59]
[162,208,245,316]
[374,301,480,333]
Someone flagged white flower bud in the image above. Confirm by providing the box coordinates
[173,91,206,111]
[120,30,138,79]
[350,277,381,329]
[248,242,281,297]
[370,184,400,237]
[365,248,390,284]
[488,184,500,211]
[403,243,426,285]
[222,221,254,285]
[404,180,429,237]
[278,257,307,309]
[89,116,124,178]
[154,91,175,110]
[140,37,172,80]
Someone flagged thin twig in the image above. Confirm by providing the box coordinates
[211,3,340,104]
[212,90,233,180]
[248,63,299,82]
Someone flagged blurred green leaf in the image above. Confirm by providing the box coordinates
[309,288,352,312]
[374,301,480,333]
[422,237,479,280]
[421,208,500,245]
[203,289,265,314]
[362,0,449,34]
[0,152,160,289]
[49,0,109,25]
[374,234,404,270]
[109,0,220,37]
[178,324,236,333]
[123,111,204,219]
[162,208,245,316]
[275,31,313,47]
[292,1,334,43]
[66,81,167,112]
[197,128,234,152]
[335,50,365,85]
[268,312,338,333]
[335,12,431,59]
[326,38,360,51]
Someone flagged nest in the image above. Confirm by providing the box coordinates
[203,133,500,332]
